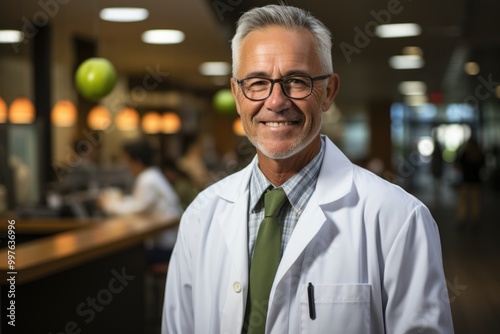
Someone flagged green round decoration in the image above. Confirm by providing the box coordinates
[75,57,117,101]
[213,89,236,114]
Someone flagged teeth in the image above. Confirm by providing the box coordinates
[265,121,294,127]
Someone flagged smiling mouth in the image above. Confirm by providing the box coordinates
[264,121,297,127]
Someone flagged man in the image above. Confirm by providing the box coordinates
[163,4,454,333]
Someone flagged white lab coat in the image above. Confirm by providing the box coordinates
[163,137,454,334]
[102,167,183,249]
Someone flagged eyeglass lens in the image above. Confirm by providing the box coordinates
[242,76,312,100]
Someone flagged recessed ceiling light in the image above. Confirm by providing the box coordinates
[0,30,24,43]
[398,81,427,95]
[199,62,231,76]
[376,23,421,38]
[464,61,480,76]
[100,7,149,22]
[141,29,185,44]
[389,55,424,69]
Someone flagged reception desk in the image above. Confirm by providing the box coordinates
[0,215,178,333]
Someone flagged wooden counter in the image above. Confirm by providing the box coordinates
[0,217,98,235]
[0,214,178,284]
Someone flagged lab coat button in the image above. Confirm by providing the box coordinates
[233,281,242,293]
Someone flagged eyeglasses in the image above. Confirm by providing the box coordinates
[236,74,331,101]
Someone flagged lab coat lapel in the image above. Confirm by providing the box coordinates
[273,137,354,287]
[215,160,254,278]
[275,198,326,280]
[217,189,249,277]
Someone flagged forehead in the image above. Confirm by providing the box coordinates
[236,26,321,77]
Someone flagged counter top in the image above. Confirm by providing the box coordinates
[0,217,100,234]
[0,215,179,284]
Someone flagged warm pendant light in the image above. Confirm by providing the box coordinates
[141,112,161,134]
[9,97,35,124]
[232,118,245,136]
[88,105,112,130]
[0,97,7,123]
[52,100,77,127]
[161,112,181,134]
[116,107,139,131]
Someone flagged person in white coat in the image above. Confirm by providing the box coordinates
[163,4,454,333]
[100,139,183,263]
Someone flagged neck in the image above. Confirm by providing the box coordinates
[257,137,321,186]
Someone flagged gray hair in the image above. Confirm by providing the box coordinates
[231,4,333,77]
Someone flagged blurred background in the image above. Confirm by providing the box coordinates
[1,0,499,333]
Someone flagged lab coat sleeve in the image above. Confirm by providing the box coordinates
[383,204,454,333]
[162,209,195,334]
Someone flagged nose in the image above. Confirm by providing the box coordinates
[265,82,291,112]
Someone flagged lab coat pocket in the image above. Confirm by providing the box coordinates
[300,283,371,334]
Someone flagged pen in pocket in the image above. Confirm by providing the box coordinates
[307,282,316,320]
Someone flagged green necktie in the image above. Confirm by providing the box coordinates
[244,188,287,334]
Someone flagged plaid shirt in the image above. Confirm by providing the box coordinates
[248,137,326,259]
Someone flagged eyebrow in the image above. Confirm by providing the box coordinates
[240,70,312,79]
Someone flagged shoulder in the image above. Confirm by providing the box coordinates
[348,166,438,259]
[320,136,424,213]
[352,164,424,214]
[138,167,163,182]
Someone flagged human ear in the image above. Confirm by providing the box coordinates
[230,78,242,116]
[322,73,340,112]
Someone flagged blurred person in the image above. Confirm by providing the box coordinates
[162,157,199,210]
[163,4,453,334]
[431,135,445,197]
[177,135,211,190]
[100,139,183,264]
[455,136,485,231]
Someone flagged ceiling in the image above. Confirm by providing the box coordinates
[1,0,500,107]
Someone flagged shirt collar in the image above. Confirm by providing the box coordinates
[249,136,326,213]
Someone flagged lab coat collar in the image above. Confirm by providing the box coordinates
[315,135,354,205]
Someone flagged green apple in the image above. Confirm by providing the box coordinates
[75,57,117,101]
[213,89,236,115]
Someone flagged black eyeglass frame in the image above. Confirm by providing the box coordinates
[235,74,332,101]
